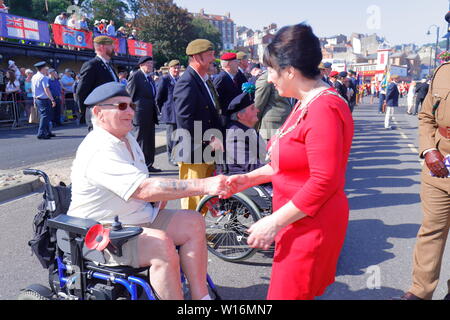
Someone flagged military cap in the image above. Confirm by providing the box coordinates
[220,52,237,61]
[339,71,348,78]
[168,59,181,68]
[137,56,153,65]
[228,91,254,115]
[93,35,114,45]
[186,39,214,56]
[34,61,47,68]
[236,51,248,60]
[84,82,130,107]
[323,62,332,69]
[48,68,56,73]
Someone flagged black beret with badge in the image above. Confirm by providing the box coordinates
[227,82,256,116]
[84,82,130,107]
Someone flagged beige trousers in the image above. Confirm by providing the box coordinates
[178,162,215,211]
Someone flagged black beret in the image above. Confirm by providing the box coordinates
[137,56,153,65]
[84,82,130,107]
[339,71,348,78]
[228,92,254,116]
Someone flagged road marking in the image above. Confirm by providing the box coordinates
[400,132,408,139]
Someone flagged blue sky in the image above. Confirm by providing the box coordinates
[174,0,450,45]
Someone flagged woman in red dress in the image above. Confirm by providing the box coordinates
[227,23,354,300]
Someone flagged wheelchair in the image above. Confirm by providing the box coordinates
[196,184,273,263]
[18,169,221,300]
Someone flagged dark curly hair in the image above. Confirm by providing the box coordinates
[263,23,322,80]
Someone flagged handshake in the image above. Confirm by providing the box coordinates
[202,174,251,199]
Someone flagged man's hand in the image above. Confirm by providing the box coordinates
[204,175,232,198]
[51,100,56,108]
[425,150,449,178]
[209,136,224,152]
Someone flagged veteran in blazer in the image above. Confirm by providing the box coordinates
[173,39,223,210]
[127,56,161,173]
[76,36,119,131]
[397,61,450,300]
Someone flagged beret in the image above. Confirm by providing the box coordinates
[227,82,256,115]
[48,68,56,73]
[186,39,214,56]
[220,52,237,61]
[329,71,339,77]
[168,59,181,68]
[228,92,254,115]
[339,71,348,78]
[84,82,130,107]
[94,35,114,45]
[137,56,153,65]
[323,62,332,68]
[34,61,47,68]
[236,52,248,60]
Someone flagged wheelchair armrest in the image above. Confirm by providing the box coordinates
[48,214,99,236]
[107,227,143,257]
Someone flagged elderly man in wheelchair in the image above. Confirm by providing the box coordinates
[196,85,273,262]
[21,82,231,300]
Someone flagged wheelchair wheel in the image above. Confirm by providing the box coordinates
[17,290,50,300]
[197,193,262,262]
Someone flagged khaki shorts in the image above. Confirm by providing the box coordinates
[102,210,176,268]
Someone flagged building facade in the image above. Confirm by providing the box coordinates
[192,9,236,50]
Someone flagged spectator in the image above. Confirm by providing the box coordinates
[24,69,34,118]
[118,70,128,86]
[99,19,107,34]
[128,29,138,40]
[54,12,68,26]
[48,68,63,126]
[8,60,21,79]
[116,26,127,38]
[106,20,116,37]
[93,20,101,35]
[5,69,21,97]
[0,0,9,13]
[67,15,79,29]
[78,16,88,31]
[60,69,75,117]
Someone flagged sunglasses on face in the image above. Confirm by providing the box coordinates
[97,102,136,111]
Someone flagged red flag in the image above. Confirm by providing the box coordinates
[52,24,93,49]
[127,39,153,57]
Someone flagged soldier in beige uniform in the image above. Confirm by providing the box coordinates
[399,61,450,300]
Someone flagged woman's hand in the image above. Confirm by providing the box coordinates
[247,215,282,250]
[225,174,250,197]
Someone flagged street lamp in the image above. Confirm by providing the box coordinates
[427,25,440,75]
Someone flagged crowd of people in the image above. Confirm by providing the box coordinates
[2,15,450,301]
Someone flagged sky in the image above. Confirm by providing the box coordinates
[174,0,450,46]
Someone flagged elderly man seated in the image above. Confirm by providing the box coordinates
[67,82,230,300]
[217,84,268,177]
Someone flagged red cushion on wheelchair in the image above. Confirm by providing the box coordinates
[85,224,110,251]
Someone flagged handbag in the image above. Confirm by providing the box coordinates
[29,104,39,124]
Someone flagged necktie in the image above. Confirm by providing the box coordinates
[106,62,118,82]
[206,79,221,114]
[147,76,156,96]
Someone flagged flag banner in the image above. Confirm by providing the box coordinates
[111,36,127,55]
[52,24,93,49]
[127,39,153,57]
[0,12,50,43]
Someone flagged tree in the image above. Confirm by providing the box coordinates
[134,0,197,68]
[81,0,129,27]
[10,0,72,22]
[191,17,223,53]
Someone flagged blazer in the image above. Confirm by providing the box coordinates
[173,66,223,163]
[76,57,118,109]
[234,69,249,89]
[156,74,177,124]
[126,69,159,126]
[212,70,242,115]
[386,82,399,107]
[334,81,349,102]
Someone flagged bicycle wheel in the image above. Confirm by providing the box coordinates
[197,193,262,262]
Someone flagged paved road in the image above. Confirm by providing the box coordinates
[0,103,449,300]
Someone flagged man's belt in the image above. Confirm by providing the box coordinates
[438,126,450,139]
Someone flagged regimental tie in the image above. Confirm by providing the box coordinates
[206,78,222,114]
[147,76,156,96]
[106,62,119,82]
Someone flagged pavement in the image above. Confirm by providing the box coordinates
[0,128,167,203]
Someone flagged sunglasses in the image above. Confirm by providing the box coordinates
[97,102,136,111]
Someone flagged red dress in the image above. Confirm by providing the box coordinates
[267,88,354,300]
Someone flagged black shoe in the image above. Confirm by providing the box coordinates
[392,292,424,300]
[49,133,56,137]
[148,166,162,173]
[37,135,51,140]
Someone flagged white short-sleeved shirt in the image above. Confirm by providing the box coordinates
[67,127,157,225]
